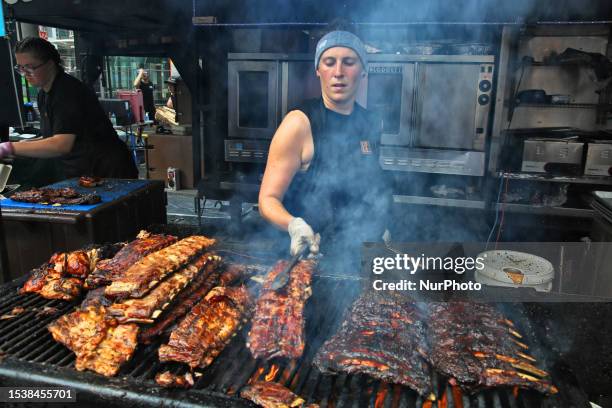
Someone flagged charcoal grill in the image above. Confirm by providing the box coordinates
[0,260,593,408]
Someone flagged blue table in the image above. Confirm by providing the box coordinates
[0,178,165,282]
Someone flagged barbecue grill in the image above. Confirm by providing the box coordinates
[0,267,595,408]
[0,224,602,407]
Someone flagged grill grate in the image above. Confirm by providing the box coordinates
[0,275,589,408]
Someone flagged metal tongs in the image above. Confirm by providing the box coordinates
[270,241,309,291]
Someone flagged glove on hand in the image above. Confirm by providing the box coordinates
[288,217,320,256]
[0,142,14,158]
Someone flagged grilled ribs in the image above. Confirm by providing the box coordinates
[240,381,319,408]
[74,322,139,377]
[48,306,111,360]
[48,306,138,377]
[107,253,221,323]
[104,235,215,299]
[247,260,314,360]
[158,286,251,369]
[314,291,432,397]
[426,302,557,394]
[138,265,222,344]
[85,231,177,289]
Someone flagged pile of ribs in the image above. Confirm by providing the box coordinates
[46,234,228,377]
[314,291,558,397]
[10,187,101,205]
[247,259,315,360]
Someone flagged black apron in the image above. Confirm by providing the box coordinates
[283,98,392,260]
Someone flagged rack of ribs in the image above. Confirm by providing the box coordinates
[106,253,221,324]
[138,265,222,344]
[74,322,139,377]
[48,306,110,359]
[158,285,252,370]
[138,262,251,344]
[85,231,177,289]
[426,301,558,394]
[104,235,215,299]
[240,381,319,408]
[313,291,433,398]
[48,306,138,377]
[247,259,314,360]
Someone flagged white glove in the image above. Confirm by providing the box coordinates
[288,217,320,256]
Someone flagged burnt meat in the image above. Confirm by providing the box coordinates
[247,259,314,360]
[313,291,432,397]
[104,235,215,299]
[158,286,251,369]
[426,301,557,394]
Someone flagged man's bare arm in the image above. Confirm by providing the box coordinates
[258,110,310,231]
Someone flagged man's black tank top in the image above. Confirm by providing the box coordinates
[283,98,392,253]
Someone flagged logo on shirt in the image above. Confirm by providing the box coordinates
[360,140,372,155]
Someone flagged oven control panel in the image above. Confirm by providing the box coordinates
[225,139,270,163]
[473,63,495,151]
[380,147,485,176]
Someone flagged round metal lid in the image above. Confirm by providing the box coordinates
[477,250,554,286]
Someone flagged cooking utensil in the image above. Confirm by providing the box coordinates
[270,242,308,291]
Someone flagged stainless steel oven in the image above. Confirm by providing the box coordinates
[365,55,495,176]
[226,54,320,163]
[228,60,279,140]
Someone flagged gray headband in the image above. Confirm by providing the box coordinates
[314,30,368,70]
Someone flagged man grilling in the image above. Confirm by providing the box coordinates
[258,29,392,261]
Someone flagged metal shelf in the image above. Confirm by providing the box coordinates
[495,202,595,218]
[393,194,486,209]
[514,103,607,109]
[498,172,612,186]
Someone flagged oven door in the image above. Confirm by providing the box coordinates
[228,60,278,139]
[412,62,491,151]
[366,63,414,146]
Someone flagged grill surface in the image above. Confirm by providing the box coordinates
[0,248,592,408]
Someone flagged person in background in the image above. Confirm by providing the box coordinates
[165,76,178,109]
[0,37,138,179]
[133,66,156,121]
[258,29,392,260]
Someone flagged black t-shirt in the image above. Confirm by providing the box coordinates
[136,80,155,116]
[37,71,138,178]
